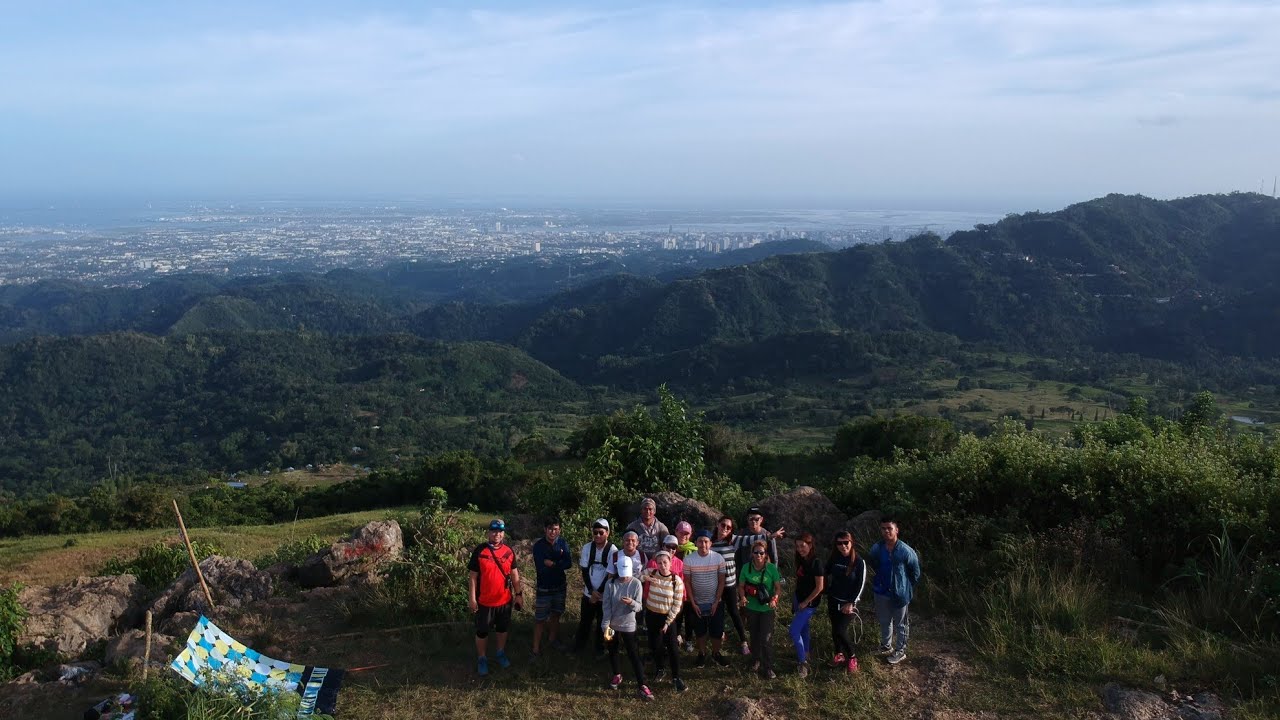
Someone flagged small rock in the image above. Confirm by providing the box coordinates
[56,661,101,686]
[1102,683,1176,720]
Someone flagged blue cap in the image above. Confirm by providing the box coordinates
[489,519,506,531]
[694,529,713,540]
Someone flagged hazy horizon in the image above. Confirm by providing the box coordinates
[2,1,1278,203]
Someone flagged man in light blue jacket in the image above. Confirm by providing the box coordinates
[869,515,921,665]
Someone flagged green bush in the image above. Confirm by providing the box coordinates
[253,535,332,570]
[353,489,477,624]
[0,583,27,682]
[131,672,334,720]
[101,541,222,589]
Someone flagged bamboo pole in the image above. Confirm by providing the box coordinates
[172,499,215,612]
[142,611,153,680]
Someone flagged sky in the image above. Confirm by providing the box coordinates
[1,0,1278,210]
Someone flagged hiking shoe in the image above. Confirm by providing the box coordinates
[673,678,687,693]
[797,662,809,678]
[876,644,893,657]
[887,649,907,665]
[530,649,542,660]
[684,640,695,653]
[551,639,569,653]
[741,641,751,656]
[654,668,667,683]
[847,657,860,673]
[638,685,654,701]
[763,668,777,680]
[609,674,623,690]
[831,652,846,667]
[695,653,706,669]
[495,651,511,669]
[712,653,730,667]
[477,656,489,677]
[750,660,761,673]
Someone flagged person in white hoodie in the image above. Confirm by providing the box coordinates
[602,555,653,701]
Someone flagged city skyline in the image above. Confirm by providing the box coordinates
[2,1,1278,208]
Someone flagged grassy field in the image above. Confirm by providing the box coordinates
[0,507,414,587]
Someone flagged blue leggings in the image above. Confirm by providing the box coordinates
[789,602,817,663]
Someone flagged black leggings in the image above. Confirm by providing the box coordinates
[722,585,746,642]
[575,596,603,653]
[607,630,646,685]
[829,608,855,658]
[646,610,681,679]
[746,609,775,673]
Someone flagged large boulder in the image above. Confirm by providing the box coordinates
[757,486,854,547]
[149,556,273,620]
[297,520,403,588]
[625,492,723,534]
[17,575,147,656]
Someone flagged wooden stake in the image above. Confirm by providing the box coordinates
[142,611,153,680]
[172,499,215,612]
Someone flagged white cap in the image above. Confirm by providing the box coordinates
[616,555,634,577]
[592,518,610,530]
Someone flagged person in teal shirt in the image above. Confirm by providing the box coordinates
[737,539,781,679]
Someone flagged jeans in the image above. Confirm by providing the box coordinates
[829,608,855,658]
[746,608,775,673]
[788,602,817,663]
[607,629,646,686]
[645,610,681,679]
[874,593,909,651]
[575,595,603,653]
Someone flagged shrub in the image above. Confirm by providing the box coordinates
[253,535,332,570]
[101,541,222,590]
[0,583,27,682]
[353,489,476,624]
[131,672,334,720]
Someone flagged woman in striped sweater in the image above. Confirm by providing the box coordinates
[641,550,687,693]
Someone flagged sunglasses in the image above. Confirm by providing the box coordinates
[752,550,767,556]
[718,522,733,528]
[836,540,851,546]
[593,530,607,535]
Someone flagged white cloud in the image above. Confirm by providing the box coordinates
[1,1,1277,200]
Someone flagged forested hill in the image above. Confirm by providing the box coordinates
[409,192,1279,382]
[0,332,580,493]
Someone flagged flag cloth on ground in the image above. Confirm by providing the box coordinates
[171,615,345,717]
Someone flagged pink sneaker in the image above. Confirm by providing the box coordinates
[609,674,622,690]
[830,652,846,668]
[847,657,859,673]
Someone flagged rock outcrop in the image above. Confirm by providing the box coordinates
[149,556,272,621]
[297,520,403,588]
[626,492,723,533]
[17,575,147,656]
[757,485,853,545]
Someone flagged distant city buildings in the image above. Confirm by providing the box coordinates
[0,205,993,286]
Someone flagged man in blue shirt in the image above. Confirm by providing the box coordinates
[531,518,572,657]
[870,515,921,665]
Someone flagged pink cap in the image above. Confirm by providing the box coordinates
[675,521,693,534]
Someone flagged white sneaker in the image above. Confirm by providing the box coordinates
[887,649,907,665]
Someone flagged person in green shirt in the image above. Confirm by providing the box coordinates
[737,539,781,679]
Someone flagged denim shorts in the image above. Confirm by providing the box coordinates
[535,587,567,621]
[691,601,725,638]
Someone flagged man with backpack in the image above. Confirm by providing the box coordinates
[575,518,618,657]
[468,518,523,677]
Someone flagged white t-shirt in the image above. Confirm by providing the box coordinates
[579,541,618,597]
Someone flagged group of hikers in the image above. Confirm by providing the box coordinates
[466,499,922,700]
